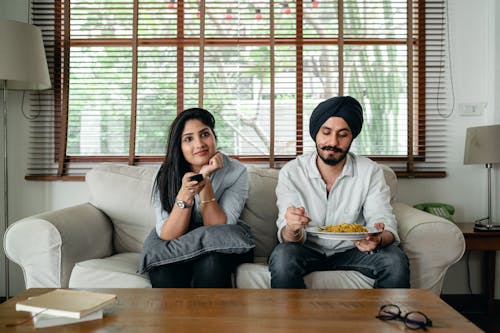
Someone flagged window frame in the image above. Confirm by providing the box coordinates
[27,0,447,180]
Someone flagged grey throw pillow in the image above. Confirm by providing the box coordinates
[138,222,255,273]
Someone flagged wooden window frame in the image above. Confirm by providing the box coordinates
[27,0,447,180]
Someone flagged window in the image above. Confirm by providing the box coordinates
[28,0,448,179]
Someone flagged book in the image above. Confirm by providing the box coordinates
[16,289,117,319]
[32,309,103,328]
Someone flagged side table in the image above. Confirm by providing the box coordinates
[455,222,500,315]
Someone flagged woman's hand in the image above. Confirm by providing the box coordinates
[199,151,224,178]
[179,172,206,200]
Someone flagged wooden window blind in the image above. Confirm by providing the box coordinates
[28,0,448,180]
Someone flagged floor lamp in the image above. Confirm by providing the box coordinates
[464,124,500,231]
[0,20,51,299]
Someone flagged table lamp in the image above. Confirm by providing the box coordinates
[0,20,51,299]
[463,124,500,231]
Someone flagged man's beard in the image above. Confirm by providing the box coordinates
[317,144,350,166]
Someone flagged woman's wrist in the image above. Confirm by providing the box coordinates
[200,197,216,206]
[178,188,195,204]
[199,178,215,206]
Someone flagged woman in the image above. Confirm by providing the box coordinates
[142,108,252,288]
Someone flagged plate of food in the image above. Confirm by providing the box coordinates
[305,223,382,240]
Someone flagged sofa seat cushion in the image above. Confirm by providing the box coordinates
[235,263,374,288]
[69,253,151,288]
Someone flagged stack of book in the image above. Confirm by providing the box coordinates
[15,289,117,328]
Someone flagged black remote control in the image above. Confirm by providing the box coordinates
[189,174,203,182]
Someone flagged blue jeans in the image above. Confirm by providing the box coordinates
[269,243,410,288]
[150,251,253,288]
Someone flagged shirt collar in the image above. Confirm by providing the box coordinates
[307,150,356,180]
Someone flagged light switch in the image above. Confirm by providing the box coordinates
[459,103,485,116]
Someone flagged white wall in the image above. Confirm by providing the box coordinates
[1,0,499,297]
[1,1,89,297]
[397,0,499,295]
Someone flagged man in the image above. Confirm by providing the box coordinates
[269,96,410,289]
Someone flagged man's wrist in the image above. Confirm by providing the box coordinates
[292,228,302,238]
[285,225,303,240]
[374,234,383,252]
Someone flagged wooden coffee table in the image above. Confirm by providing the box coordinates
[0,288,481,332]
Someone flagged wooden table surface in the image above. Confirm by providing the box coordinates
[0,288,482,333]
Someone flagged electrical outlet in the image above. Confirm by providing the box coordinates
[459,103,485,116]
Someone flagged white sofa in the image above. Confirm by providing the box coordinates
[4,163,465,294]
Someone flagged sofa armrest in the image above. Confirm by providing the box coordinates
[392,202,465,295]
[4,203,113,289]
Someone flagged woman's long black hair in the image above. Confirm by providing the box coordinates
[154,108,217,213]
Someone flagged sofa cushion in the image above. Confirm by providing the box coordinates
[235,263,374,288]
[239,166,280,258]
[69,253,151,288]
[86,163,158,253]
[138,222,255,273]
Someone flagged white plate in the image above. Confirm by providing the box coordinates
[305,226,382,240]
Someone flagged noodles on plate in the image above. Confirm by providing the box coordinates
[320,223,368,233]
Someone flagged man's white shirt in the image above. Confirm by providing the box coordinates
[275,151,399,256]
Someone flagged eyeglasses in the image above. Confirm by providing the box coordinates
[376,304,433,330]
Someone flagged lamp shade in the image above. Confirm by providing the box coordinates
[464,124,500,164]
[0,20,51,90]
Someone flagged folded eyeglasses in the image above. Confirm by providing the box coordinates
[376,304,433,330]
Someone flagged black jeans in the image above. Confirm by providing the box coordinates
[149,250,253,288]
